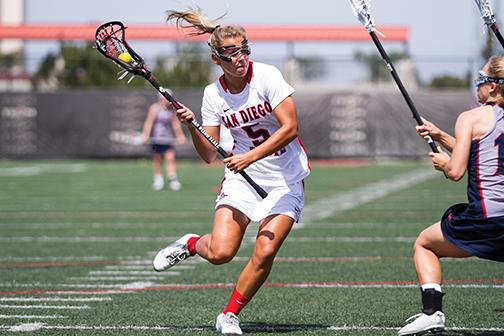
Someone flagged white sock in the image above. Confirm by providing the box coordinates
[421,283,442,293]
[154,174,163,183]
[168,174,177,181]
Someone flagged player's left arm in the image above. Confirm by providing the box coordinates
[223,96,298,173]
[430,111,473,181]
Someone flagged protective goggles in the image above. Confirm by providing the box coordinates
[210,39,251,62]
[475,70,504,87]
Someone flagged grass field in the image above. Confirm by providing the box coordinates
[0,160,503,335]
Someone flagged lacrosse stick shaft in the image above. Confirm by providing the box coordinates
[146,76,268,199]
[369,31,439,154]
[490,23,504,49]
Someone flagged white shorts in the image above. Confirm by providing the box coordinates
[215,178,304,223]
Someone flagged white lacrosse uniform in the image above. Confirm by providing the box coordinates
[201,61,310,222]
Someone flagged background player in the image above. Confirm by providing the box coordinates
[142,92,187,191]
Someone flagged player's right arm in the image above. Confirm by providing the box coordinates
[416,117,456,152]
[175,103,220,163]
[141,104,157,142]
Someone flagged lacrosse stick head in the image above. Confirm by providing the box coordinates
[95,21,150,78]
[348,0,375,32]
[475,0,497,25]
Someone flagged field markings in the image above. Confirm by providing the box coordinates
[0,236,181,243]
[299,168,438,227]
[0,163,87,177]
[0,323,503,333]
[1,279,503,295]
[69,276,176,281]
[0,315,65,319]
[0,297,111,302]
[0,304,89,310]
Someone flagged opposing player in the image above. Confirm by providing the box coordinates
[398,56,504,335]
[142,92,187,191]
[152,7,310,335]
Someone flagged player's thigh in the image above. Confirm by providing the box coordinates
[210,205,250,253]
[416,222,471,258]
[254,214,295,255]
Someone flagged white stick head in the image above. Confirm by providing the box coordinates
[475,0,497,25]
[348,0,375,32]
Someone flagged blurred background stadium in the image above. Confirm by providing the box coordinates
[1,0,502,160]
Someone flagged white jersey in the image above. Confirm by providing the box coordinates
[201,61,310,187]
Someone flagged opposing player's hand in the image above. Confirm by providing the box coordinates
[223,153,253,174]
[428,147,450,171]
[416,117,442,141]
[174,103,195,125]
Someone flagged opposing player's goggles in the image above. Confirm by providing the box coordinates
[475,70,504,87]
[210,39,251,62]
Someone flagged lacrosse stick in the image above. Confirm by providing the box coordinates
[474,0,504,49]
[348,0,441,155]
[95,21,268,198]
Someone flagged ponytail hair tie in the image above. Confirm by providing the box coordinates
[213,25,220,32]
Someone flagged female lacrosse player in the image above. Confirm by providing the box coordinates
[152,7,310,335]
[398,56,504,336]
[142,92,187,191]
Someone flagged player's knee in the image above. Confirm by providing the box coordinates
[252,245,277,268]
[206,245,235,265]
[413,230,430,252]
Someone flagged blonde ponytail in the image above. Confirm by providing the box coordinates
[166,7,246,49]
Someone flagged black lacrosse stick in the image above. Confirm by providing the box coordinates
[95,21,268,199]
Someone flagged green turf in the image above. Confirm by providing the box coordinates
[0,160,502,335]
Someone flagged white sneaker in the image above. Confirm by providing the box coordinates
[152,176,164,191]
[152,234,199,272]
[216,312,242,335]
[169,179,182,191]
[398,311,445,336]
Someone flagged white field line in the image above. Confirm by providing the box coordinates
[0,315,65,319]
[1,282,503,290]
[0,324,502,333]
[69,277,172,281]
[0,236,417,244]
[8,322,46,332]
[0,304,90,310]
[0,256,146,262]
[104,265,195,270]
[0,297,111,302]
[0,163,87,176]
[88,271,181,275]
[0,222,203,229]
[0,237,180,243]
[298,168,437,227]
[122,259,204,265]
[286,236,415,243]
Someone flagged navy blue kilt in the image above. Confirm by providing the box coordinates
[441,203,504,262]
[151,143,173,153]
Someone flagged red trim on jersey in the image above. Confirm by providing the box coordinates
[218,61,254,93]
[476,141,488,218]
[246,61,254,84]
[297,136,311,171]
[219,75,228,93]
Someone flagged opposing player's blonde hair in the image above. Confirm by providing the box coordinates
[487,55,504,107]
[166,7,247,49]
